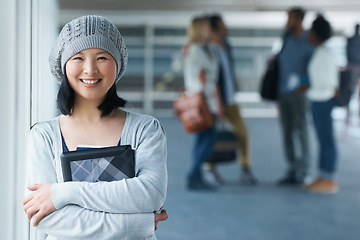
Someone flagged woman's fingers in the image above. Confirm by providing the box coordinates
[27,184,42,191]
[25,204,39,221]
[23,184,42,207]
[23,198,34,213]
[32,210,47,226]
[154,209,168,230]
[159,209,168,221]
[22,193,33,206]
[24,201,53,226]
[23,183,56,225]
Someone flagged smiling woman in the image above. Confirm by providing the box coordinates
[68,50,116,81]
[23,15,168,240]
[65,49,118,103]
[57,48,126,117]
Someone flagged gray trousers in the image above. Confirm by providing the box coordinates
[278,93,310,178]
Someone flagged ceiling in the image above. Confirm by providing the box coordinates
[58,0,360,34]
[59,0,360,12]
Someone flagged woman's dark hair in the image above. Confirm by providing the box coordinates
[57,75,74,116]
[208,14,222,31]
[57,75,126,117]
[311,14,332,42]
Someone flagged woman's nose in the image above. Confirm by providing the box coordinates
[84,60,99,75]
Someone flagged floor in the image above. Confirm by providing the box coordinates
[154,115,360,240]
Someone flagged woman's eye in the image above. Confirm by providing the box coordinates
[97,57,107,60]
[73,57,83,60]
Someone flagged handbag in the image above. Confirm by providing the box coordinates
[173,88,214,133]
[207,123,238,164]
[260,56,279,101]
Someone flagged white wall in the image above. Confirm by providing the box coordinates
[31,0,59,124]
[0,1,18,238]
[0,0,58,239]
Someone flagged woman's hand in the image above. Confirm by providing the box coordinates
[296,85,309,95]
[23,184,56,226]
[182,43,190,57]
[154,209,168,231]
[199,68,207,85]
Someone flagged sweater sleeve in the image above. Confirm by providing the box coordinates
[184,45,204,94]
[26,123,155,239]
[51,117,168,214]
[34,205,155,240]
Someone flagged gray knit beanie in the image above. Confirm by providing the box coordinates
[49,15,128,84]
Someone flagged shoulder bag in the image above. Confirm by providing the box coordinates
[174,88,214,133]
[259,32,289,101]
[260,56,280,100]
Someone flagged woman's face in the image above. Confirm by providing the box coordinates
[217,19,228,38]
[203,23,211,43]
[65,48,117,103]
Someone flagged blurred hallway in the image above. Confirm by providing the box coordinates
[2,1,360,239]
[155,115,360,240]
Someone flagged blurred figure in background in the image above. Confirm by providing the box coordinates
[345,23,360,122]
[346,24,360,71]
[183,16,221,190]
[277,7,315,185]
[205,13,257,185]
[304,15,339,193]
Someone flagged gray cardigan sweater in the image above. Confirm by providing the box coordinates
[26,111,168,240]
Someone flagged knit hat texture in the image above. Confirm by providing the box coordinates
[49,15,128,83]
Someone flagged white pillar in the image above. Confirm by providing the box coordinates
[0,0,58,239]
[31,0,59,124]
[0,0,17,238]
[144,24,154,113]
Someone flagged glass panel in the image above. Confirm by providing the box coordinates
[154,27,187,37]
[116,26,145,106]
[229,28,283,37]
[153,45,184,92]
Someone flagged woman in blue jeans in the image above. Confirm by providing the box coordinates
[305,15,339,193]
[183,16,221,190]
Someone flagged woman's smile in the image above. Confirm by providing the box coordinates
[80,78,102,87]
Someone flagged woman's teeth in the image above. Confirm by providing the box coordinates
[82,79,100,84]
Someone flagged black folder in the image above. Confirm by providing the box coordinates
[60,145,135,182]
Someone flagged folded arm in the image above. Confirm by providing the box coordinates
[51,118,167,214]
[24,123,157,239]
[33,204,154,240]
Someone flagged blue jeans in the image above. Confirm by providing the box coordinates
[311,98,337,178]
[189,125,217,178]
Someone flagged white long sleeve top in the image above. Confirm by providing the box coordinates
[183,43,219,113]
[308,45,339,101]
[25,111,167,240]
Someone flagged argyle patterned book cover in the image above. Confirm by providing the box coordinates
[61,145,135,182]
